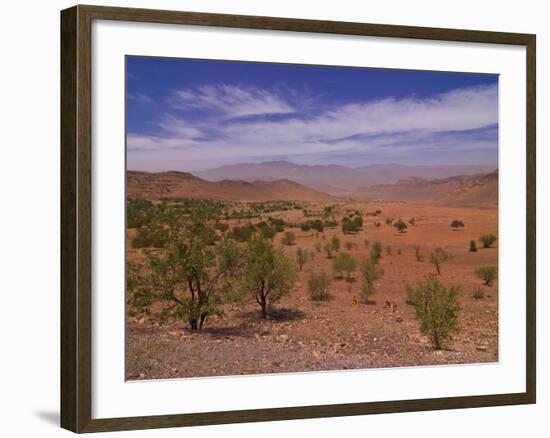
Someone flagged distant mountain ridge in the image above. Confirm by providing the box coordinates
[196,161,496,195]
[127,170,333,201]
[359,170,498,208]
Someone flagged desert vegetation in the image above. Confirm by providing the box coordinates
[126,194,498,379]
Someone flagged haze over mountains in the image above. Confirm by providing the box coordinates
[195,161,496,196]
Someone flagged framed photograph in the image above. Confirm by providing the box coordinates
[60,5,536,433]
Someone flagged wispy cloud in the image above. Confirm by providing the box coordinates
[169,84,295,118]
[127,92,153,104]
[127,84,498,171]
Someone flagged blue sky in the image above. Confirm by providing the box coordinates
[126,56,498,171]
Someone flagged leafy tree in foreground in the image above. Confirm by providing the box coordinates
[127,218,241,332]
[359,258,384,304]
[430,247,451,275]
[241,235,297,318]
[307,270,332,301]
[409,275,460,350]
[475,265,498,286]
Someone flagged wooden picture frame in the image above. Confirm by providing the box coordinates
[61,4,536,433]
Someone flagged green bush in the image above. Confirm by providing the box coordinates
[480,233,497,248]
[469,240,478,252]
[241,235,297,318]
[475,265,498,286]
[451,219,465,231]
[393,218,408,233]
[333,252,357,280]
[370,241,383,263]
[359,258,384,304]
[472,287,485,300]
[409,275,460,350]
[308,270,332,301]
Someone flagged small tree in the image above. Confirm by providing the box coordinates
[393,218,408,233]
[475,265,498,286]
[330,235,340,252]
[359,258,384,304]
[414,244,424,262]
[469,240,478,252]
[409,275,460,350]
[281,231,296,246]
[370,241,383,264]
[127,219,241,332]
[480,234,497,248]
[296,247,307,272]
[333,252,357,280]
[241,235,297,318]
[451,219,465,231]
[323,243,333,259]
[430,247,451,275]
[307,270,332,301]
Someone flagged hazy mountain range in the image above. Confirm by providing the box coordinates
[127,170,333,202]
[195,161,496,196]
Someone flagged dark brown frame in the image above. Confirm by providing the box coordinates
[61,4,536,433]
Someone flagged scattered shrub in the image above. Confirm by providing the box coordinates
[451,219,465,231]
[296,247,307,272]
[370,241,383,264]
[333,252,357,280]
[475,265,498,286]
[308,270,332,301]
[385,217,393,226]
[393,218,408,233]
[430,247,451,275]
[414,244,424,262]
[396,248,402,255]
[386,244,392,255]
[330,235,340,252]
[409,275,460,350]
[323,243,334,259]
[345,241,355,250]
[282,231,296,246]
[469,240,478,252]
[363,239,370,248]
[480,233,497,248]
[359,258,384,304]
[314,242,322,253]
[472,287,485,300]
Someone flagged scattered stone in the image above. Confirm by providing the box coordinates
[396,317,404,323]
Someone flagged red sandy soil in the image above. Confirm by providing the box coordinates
[126,201,498,380]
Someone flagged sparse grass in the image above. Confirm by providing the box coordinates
[472,287,485,300]
[475,265,498,286]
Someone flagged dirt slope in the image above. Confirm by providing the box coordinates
[127,170,333,201]
[359,170,498,208]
